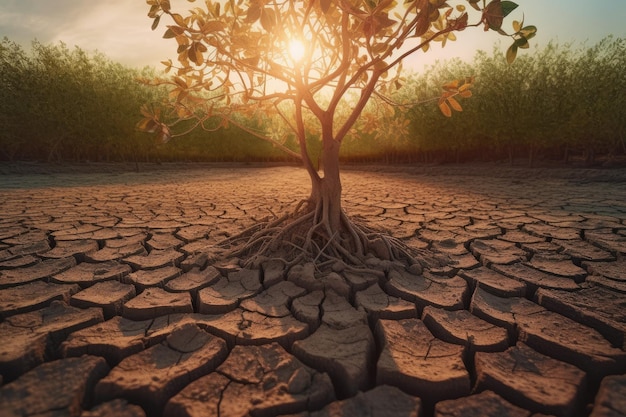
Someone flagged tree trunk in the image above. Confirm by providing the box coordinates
[308,129,342,234]
[317,136,342,232]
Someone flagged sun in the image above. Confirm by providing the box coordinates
[288,39,305,62]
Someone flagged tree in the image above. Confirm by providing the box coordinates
[565,37,626,164]
[0,38,166,162]
[140,0,535,271]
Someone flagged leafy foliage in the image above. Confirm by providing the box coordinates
[404,37,626,165]
[0,38,165,162]
[2,36,623,166]
[140,0,533,177]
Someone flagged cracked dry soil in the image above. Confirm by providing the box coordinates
[0,163,625,417]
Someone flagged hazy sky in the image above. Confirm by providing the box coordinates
[1,0,625,71]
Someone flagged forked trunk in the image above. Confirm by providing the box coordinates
[221,128,426,270]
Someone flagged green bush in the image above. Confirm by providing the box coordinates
[0,38,165,162]
[1,36,623,165]
[403,36,625,165]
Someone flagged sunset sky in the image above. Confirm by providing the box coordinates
[1,0,625,72]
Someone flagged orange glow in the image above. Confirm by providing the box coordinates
[288,39,305,62]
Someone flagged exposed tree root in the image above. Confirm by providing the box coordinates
[215,200,447,276]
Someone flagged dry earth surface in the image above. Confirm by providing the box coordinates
[0,162,625,417]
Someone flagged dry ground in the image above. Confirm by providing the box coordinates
[0,162,625,417]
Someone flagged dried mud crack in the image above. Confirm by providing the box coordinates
[1,163,625,417]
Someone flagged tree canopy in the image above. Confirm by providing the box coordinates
[140,0,536,169]
[139,0,536,269]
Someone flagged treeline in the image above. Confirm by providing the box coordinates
[1,37,624,165]
[1,39,155,162]
[0,38,286,163]
[398,37,626,166]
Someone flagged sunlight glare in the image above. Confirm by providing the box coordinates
[288,39,305,62]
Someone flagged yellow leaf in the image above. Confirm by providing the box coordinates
[506,44,518,64]
[246,5,261,23]
[177,106,193,118]
[374,60,389,72]
[442,79,459,92]
[438,101,452,117]
[188,44,199,65]
[172,13,185,26]
[177,90,189,102]
[173,77,188,89]
[260,8,276,32]
[372,42,388,54]
[458,82,471,92]
[139,118,160,132]
[148,5,160,18]
[447,96,462,112]
[139,105,152,118]
[201,20,226,33]
[459,90,472,98]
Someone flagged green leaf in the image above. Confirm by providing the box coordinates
[514,36,529,49]
[500,1,518,18]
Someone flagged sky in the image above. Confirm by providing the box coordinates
[1,0,625,72]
